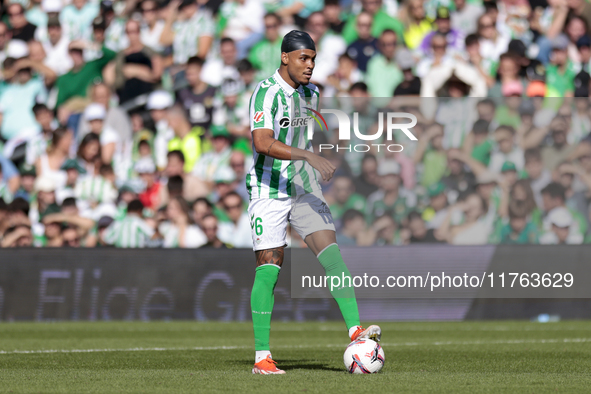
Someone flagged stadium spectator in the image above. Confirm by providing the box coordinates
[0,45,54,141]
[160,0,214,66]
[159,195,206,248]
[108,19,162,105]
[103,199,154,247]
[248,13,282,81]
[136,157,162,210]
[35,128,71,190]
[78,83,132,144]
[436,193,494,244]
[408,211,441,243]
[366,29,402,96]
[54,40,116,108]
[8,4,37,42]
[200,213,232,248]
[345,12,378,73]
[400,0,432,50]
[166,105,205,173]
[418,7,465,56]
[201,37,240,88]
[175,56,216,129]
[193,125,232,184]
[217,191,251,248]
[499,199,540,244]
[342,0,404,45]
[328,175,367,222]
[336,208,367,245]
[451,0,484,35]
[217,0,265,59]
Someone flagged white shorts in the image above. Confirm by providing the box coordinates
[247,189,336,251]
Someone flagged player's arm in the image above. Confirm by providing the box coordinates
[252,128,336,181]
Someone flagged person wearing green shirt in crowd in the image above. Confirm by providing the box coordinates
[494,96,521,129]
[366,160,416,224]
[366,29,403,97]
[329,175,367,221]
[342,0,404,44]
[166,105,206,173]
[55,41,116,108]
[463,119,493,166]
[414,123,447,187]
[498,200,539,244]
[545,34,575,97]
[248,13,283,81]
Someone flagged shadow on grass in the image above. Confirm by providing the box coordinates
[235,359,343,372]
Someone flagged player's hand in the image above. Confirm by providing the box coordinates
[307,153,336,182]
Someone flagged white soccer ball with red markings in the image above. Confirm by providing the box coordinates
[343,338,385,374]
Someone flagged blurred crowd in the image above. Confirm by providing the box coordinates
[0,0,590,248]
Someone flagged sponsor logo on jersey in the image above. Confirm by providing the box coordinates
[278,116,312,128]
[254,111,264,123]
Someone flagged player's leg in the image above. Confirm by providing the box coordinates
[305,229,360,328]
[293,191,381,342]
[252,249,283,354]
[248,197,290,375]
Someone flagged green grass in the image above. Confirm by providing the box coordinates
[0,321,590,393]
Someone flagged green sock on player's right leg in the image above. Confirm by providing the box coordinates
[317,243,361,331]
[251,264,281,351]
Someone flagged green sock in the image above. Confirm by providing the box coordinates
[251,264,280,351]
[317,243,361,330]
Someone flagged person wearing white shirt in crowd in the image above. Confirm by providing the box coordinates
[217,0,265,59]
[540,206,583,244]
[147,90,175,170]
[201,37,241,87]
[159,195,207,248]
[60,0,99,41]
[159,0,215,66]
[77,83,132,144]
[217,191,252,248]
[25,103,57,166]
[451,0,484,35]
[488,126,525,173]
[305,11,346,84]
[192,125,232,183]
[477,13,510,63]
[139,0,166,53]
[40,16,73,76]
[33,0,63,43]
[83,103,129,181]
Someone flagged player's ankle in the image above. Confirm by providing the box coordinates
[255,350,271,363]
[348,325,361,339]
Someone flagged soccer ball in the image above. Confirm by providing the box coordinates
[343,338,385,374]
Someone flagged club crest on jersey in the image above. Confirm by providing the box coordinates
[254,111,264,123]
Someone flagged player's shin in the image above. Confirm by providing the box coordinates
[317,243,361,331]
[251,264,281,357]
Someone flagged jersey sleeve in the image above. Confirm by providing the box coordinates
[250,83,276,131]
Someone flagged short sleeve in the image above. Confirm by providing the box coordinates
[250,83,276,131]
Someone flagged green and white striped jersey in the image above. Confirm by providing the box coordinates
[247,69,321,199]
[74,176,118,204]
[103,215,155,248]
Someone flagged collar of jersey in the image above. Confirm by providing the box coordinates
[273,69,304,97]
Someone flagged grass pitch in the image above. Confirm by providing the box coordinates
[0,321,590,393]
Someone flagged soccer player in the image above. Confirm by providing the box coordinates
[248,30,381,375]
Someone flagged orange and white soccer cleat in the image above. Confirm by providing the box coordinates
[252,355,286,375]
[350,325,382,342]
